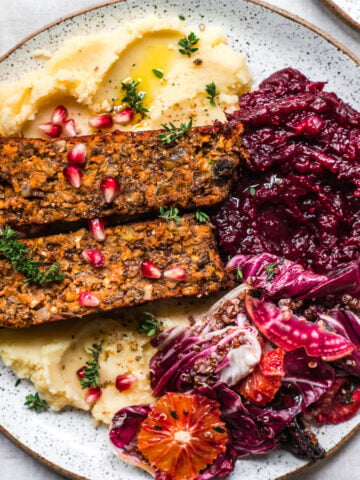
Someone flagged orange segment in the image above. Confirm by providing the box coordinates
[138,392,228,480]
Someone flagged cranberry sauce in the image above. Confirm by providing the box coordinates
[213,69,360,274]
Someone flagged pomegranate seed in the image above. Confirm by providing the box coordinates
[113,107,134,125]
[115,374,137,392]
[38,122,62,138]
[79,291,100,307]
[88,218,106,242]
[100,176,120,203]
[81,249,105,267]
[51,105,68,125]
[140,259,162,279]
[63,118,77,137]
[77,366,86,379]
[67,143,87,165]
[164,265,186,281]
[85,386,102,404]
[63,164,82,188]
[88,114,113,129]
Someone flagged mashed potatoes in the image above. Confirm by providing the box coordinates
[0,297,215,424]
[0,17,252,137]
[0,17,250,423]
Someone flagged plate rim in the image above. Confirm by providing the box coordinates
[321,0,360,32]
[0,0,359,65]
[0,1,359,479]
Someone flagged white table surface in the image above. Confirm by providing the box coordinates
[0,1,359,479]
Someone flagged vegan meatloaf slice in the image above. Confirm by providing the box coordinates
[0,122,242,227]
[0,215,229,328]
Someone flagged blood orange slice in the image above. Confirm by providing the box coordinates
[137,392,228,480]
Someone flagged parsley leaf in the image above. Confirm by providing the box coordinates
[236,267,243,281]
[195,210,210,223]
[138,311,160,337]
[178,32,200,57]
[121,80,149,117]
[152,68,164,79]
[205,82,219,107]
[265,262,278,281]
[156,118,193,145]
[179,15,185,21]
[80,341,104,389]
[159,206,182,222]
[24,392,49,413]
[0,226,64,285]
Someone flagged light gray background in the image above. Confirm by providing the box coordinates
[0,1,359,479]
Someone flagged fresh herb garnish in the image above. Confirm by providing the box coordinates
[80,341,104,389]
[236,267,243,281]
[0,226,64,285]
[178,32,199,57]
[179,14,185,21]
[152,68,164,79]
[195,210,210,223]
[159,206,182,222]
[15,378,21,387]
[205,82,219,107]
[249,186,256,196]
[169,409,178,419]
[213,426,226,433]
[154,425,163,430]
[138,311,160,337]
[265,262,278,281]
[121,80,149,117]
[24,392,49,413]
[157,118,193,145]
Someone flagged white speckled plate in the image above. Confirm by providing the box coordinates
[323,0,360,31]
[0,1,359,479]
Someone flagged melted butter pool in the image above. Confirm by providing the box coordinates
[94,30,181,110]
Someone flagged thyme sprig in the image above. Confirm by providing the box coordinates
[80,341,104,389]
[205,82,219,107]
[138,311,160,337]
[121,80,149,117]
[178,32,200,57]
[157,118,193,145]
[0,226,64,284]
[159,206,182,222]
[24,392,49,413]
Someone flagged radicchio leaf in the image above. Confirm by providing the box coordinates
[195,447,237,480]
[227,253,360,299]
[150,285,262,396]
[318,310,360,377]
[245,295,355,361]
[197,383,301,457]
[109,405,152,473]
[283,349,335,407]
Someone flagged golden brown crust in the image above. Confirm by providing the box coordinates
[0,215,229,328]
[0,123,242,226]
